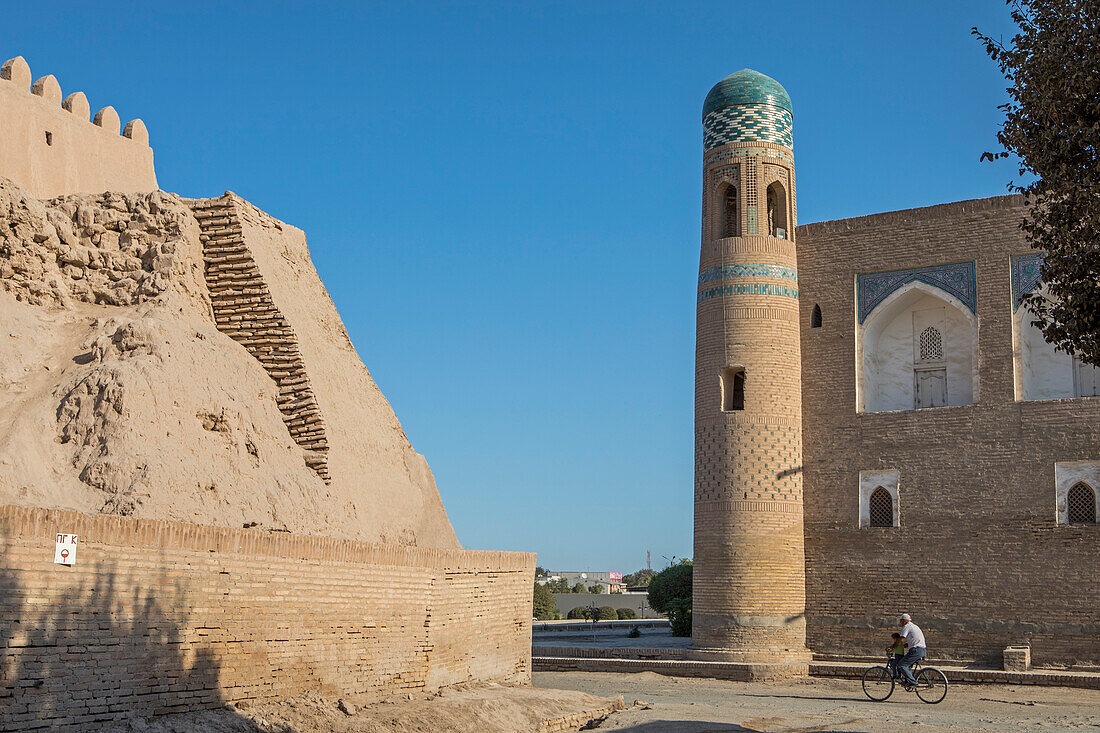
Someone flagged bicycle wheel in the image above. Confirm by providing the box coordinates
[861,665,894,701]
[915,667,948,704]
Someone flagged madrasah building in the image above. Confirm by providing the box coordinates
[691,69,1098,673]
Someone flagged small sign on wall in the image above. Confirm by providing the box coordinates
[54,534,78,566]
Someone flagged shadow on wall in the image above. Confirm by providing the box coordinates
[0,536,255,729]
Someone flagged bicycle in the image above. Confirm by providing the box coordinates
[861,653,948,704]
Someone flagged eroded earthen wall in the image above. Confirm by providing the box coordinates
[797,195,1100,667]
[0,506,532,730]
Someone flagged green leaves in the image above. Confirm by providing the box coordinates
[977,0,1100,365]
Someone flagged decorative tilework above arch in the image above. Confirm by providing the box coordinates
[857,261,977,324]
[1011,252,1045,312]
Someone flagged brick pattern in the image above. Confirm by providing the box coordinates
[693,127,809,663]
[0,506,533,730]
[188,195,331,483]
[797,194,1100,667]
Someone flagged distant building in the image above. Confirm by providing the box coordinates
[538,570,623,594]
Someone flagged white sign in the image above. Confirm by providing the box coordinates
[54,534,78,566]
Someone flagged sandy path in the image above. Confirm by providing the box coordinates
[535,670,1100,732]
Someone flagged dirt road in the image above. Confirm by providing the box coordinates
[535,670,1100,732]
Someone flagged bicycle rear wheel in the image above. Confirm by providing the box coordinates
[915,667,948,704]
[861,665,894,701]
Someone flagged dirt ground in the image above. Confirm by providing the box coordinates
[100,683,621,732]
[535,670,1100,732]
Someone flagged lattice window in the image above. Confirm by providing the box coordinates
[868,487,894,527]
[811,304,822,328]
[1067,482,1097,524]
[919,326,943,361]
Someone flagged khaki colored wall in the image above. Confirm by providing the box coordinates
[0,506,532,730]
[797,195,1100,667]
[0,56,156,198]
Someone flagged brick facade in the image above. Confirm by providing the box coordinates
[797,195,1100,667]
[693,70,810,668]
[0,506,533,730]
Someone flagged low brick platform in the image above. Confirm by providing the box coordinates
[534,656,1100,690]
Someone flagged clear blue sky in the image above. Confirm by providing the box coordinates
[3,2,1019,572]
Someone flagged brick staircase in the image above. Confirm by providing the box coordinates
[188,194,331,483]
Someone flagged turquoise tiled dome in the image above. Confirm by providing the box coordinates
[702,69,792,120]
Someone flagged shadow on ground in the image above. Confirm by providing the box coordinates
[597,722,869,733]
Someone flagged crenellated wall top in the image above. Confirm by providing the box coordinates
[1,55,150,145]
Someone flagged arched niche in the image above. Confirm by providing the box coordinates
[766,180,788,239]
[856,280,977,413]
[1011,285,1093,400]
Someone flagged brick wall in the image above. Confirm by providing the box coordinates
[0,506,533,730]
[797,195,1100,667]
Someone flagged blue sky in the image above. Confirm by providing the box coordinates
[2,2,1019,572]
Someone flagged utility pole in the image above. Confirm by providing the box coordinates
[647,549,651,571]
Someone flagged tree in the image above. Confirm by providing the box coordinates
[545,578,571,594]
[535,566,548,578]
[647,560,693,636]
[571,583,587,594]
[532,582,556,620]
[974,1,1100,365]
[622,569,656,588]
[587,584,603,594]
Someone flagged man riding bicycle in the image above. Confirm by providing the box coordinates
[895,613,927,688]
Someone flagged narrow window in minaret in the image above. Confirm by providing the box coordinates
[767,181,788,238]
[724,185,739,238]
[721,367,746,411]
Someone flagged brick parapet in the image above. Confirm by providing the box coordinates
[0,506,533,729]
[0,505,530,570]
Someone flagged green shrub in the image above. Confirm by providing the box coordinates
[532,582,556,620]
[598,606,617,621]
[648,560,692,637]
[566,606,590,620]
[666,598,692,637]
[616,608,637,620]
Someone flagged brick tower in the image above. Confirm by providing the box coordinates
[692,69,810,675]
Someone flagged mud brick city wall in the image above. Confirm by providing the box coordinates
[797,195,1100,667]
[0,56,156,199]
[0,506,533,730]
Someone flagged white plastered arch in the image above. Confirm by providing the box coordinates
[856,280,978,413]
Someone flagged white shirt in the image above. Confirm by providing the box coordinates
[901,622,926,649]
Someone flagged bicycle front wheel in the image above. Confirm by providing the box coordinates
[861,665,894,701]
[915,667,948,704]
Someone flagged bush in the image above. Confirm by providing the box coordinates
[571,583,587,594]
[616,608,637,620]
[532,582,556,621]
[598,606,617,621]
[566,606,590,620]
[648,560,692,637]
[666,598,692,637]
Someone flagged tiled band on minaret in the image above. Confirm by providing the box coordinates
[692,70,811,673]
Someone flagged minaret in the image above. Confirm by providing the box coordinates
[692,69,810,675]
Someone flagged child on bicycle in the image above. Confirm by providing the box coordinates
[887,632,905,676]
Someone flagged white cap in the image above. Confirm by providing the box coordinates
[900,613,911,621]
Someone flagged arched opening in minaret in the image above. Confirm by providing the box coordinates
[723,184,739,238]
[720,367,745,411]
[811,304,822,328]
[767,181,788,239]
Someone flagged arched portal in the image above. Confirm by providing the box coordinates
[767,181,788,238]
[857,281,978,412]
